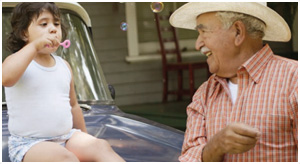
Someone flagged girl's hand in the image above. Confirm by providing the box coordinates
[31,33,60,52]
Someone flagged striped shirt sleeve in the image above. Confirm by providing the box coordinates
[179,84,207,162]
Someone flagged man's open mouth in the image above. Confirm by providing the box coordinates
[205,52,212,57]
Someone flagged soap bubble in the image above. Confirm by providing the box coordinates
[150,2,164,13]
[120,22,128,31]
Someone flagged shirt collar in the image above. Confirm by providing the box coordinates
[209,44,273,98]
[239,44,273,84]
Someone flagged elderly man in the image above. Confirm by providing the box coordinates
[170,2,298,162]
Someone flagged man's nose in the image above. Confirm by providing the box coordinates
[195,34,204,50]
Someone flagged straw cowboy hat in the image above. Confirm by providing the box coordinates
[169,2,291,42]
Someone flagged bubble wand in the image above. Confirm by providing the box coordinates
[59,40,71,48]
[45,39,71,48]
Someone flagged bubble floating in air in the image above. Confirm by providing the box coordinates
[120,22,128,31]
[150,2,164,13]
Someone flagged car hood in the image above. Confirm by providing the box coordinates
[2,104,184,162]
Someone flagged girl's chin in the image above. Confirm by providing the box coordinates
[40,47,59,54]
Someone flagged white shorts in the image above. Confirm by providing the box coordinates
[8,129,80,162]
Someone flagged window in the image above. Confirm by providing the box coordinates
[125,2,204,62]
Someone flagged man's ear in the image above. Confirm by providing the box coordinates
[232,21,246,46]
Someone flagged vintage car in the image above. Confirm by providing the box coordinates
[2,2,184,162]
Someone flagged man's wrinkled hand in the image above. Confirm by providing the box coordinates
[215,123,261,154]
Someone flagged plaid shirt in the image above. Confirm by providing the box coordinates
[179,44,298,162]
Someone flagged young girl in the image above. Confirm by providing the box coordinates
[2,2,125,162]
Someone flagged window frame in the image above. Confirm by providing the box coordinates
[125,2,203,63]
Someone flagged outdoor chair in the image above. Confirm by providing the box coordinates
[154,12,210,102]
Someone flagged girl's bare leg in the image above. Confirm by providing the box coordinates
[66,131,125,162]
[23,141,79,162]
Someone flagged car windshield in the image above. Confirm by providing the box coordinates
[2,9,114,104]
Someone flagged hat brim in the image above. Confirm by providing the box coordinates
[169,2,291,42]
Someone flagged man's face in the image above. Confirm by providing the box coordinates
[195,12,238,78]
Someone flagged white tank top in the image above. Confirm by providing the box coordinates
[5,54,73,137]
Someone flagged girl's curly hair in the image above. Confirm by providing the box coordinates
[7,2,67,53]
